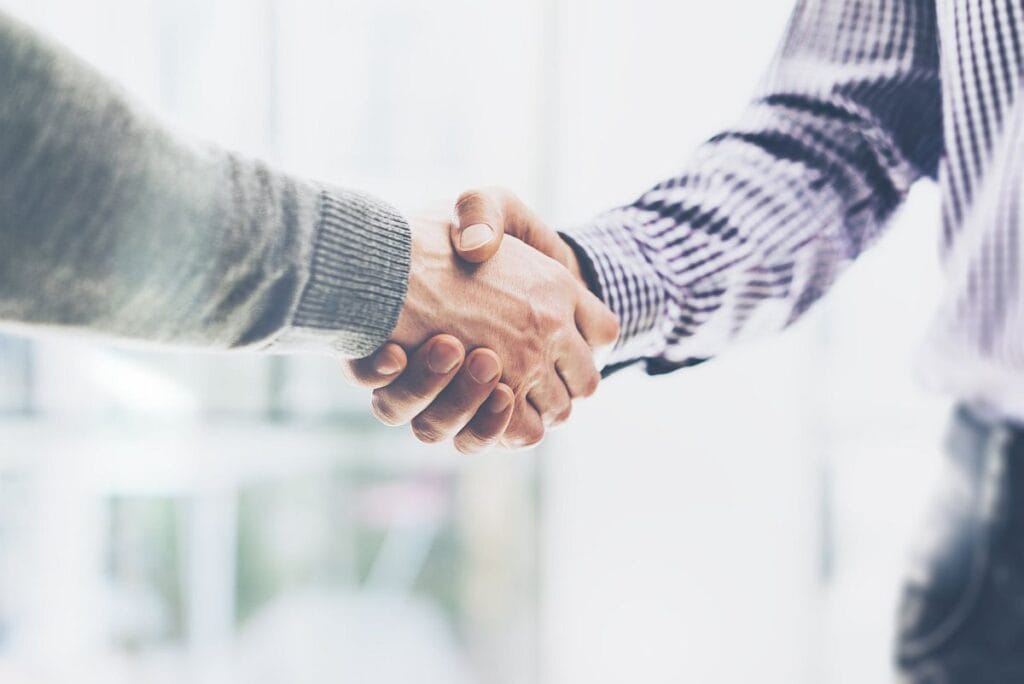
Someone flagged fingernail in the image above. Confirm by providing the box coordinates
[486,389,513,414]
[427,341,462,374]
[460,223,494,251]
[374,353,402,376]
[467,353,499,384]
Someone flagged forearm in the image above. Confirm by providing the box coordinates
[564,0,941,375]
[563,142,865,375]
[0,11,409,357]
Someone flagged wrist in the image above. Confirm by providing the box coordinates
[390,211,459,348]
[289,188,411,357]
[558,232,604,302]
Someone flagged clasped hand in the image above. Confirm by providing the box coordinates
[342,188,618,453]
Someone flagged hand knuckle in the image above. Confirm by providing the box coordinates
[607,316,621,339]
[411,415,448,444]
[409,385,440,405]
[370,394,402,426]
[542,307,563,332]
[522,431,545,448]
[526,301,562,345]
[455,189,483,213]
[511,422,545,448]
[544,402,572,427]
[461,423,502,450]
[521,298,541,329]
[454,436,486,455]
[453,439,476,455]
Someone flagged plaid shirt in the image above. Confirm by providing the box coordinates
[566,0,1024,417]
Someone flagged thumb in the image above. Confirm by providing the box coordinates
[452,187,578,269]
[451,188,507,263]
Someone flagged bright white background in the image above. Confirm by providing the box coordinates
[0,1,951,683]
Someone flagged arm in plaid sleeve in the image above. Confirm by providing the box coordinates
[564,0,942,375]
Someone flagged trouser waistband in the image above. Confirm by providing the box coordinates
[954,405,1024,459]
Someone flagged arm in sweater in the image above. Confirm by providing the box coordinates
[0,10,410,358]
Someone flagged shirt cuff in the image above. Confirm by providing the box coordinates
[287,188,411,358]
[561,210,668,370]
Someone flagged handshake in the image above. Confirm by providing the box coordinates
[342,188,619,453]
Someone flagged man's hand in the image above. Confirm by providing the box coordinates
[451,188,584,280]
[341,335,517,454]
[342,196,617,452]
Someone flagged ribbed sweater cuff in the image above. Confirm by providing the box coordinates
[291,188,411,357]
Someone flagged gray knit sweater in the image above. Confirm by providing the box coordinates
[0,11,411,358]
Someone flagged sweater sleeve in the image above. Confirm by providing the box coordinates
[563,0,942,376]
[0,10,410,358]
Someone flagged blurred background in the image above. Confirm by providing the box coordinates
[0,0,952,682]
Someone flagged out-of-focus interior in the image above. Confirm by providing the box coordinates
[0,1,950,682]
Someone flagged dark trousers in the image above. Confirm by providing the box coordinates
[896,407,1024,683]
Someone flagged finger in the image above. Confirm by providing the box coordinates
[454,187,581,269]
[555,334,602,399]
[498,195,578,269]
[453,383,515,455]
[526,373,573,429]
[341,342,408,390]
[501,392,546,449]
[410,348,503,444]
[575,287,620,347]
[452,188,507,263]
[370,335,465,426]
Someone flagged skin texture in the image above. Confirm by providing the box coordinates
[344,191,618,452]
[341,337,515,455]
